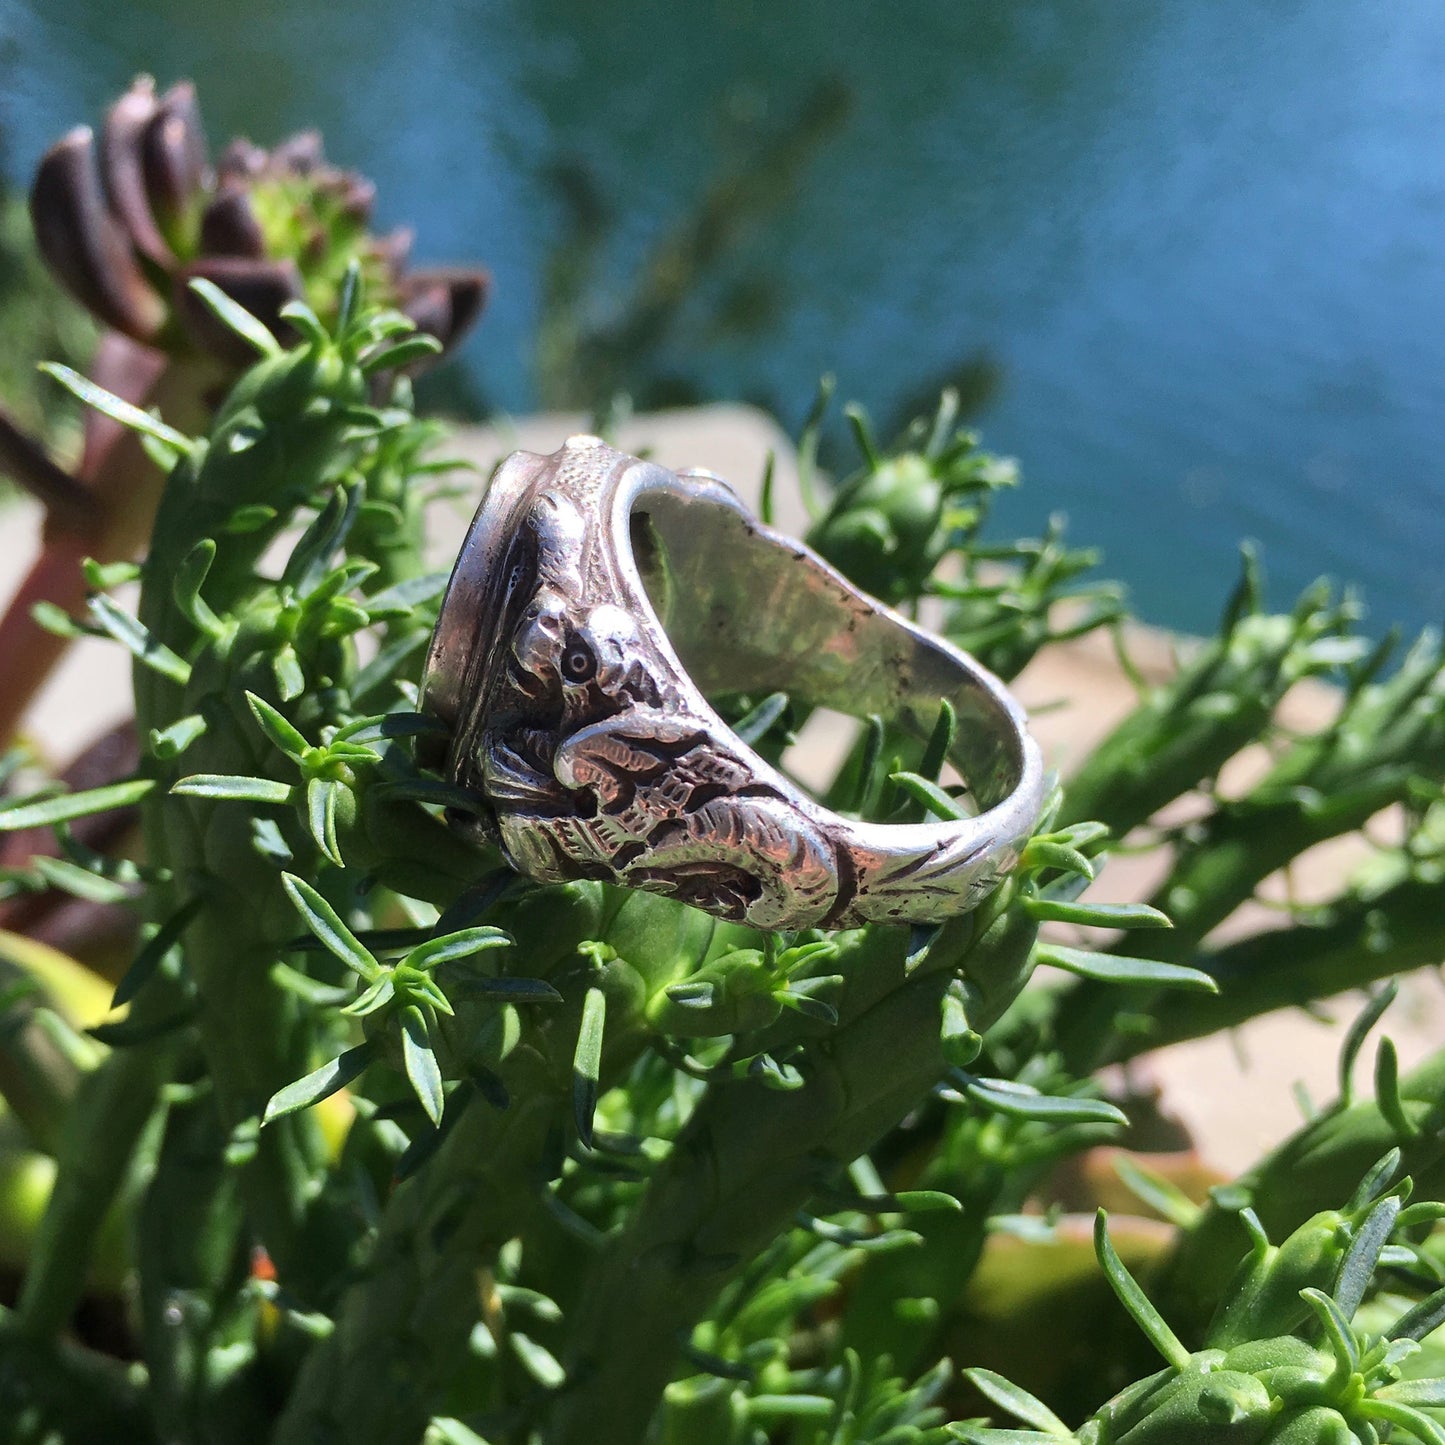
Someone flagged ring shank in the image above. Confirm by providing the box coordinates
[631,484,1024,813]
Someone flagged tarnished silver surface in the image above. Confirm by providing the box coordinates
[421,437,1045,930]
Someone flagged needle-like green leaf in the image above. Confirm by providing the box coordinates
[1301,1287,1360,1377]
[572,986,607,1149]
[402,928,512,972]
[31,855,130,904]
[1332,1194,1401,1320]
[0,779,155,831]
[307,777,345,866]
[889,771,969,822]
[955,1075,1128,1128]
[1095,1209,1190,1370]
[186,277,282,357]
[918,698,957,784]
[1022,899,1171,930]
[733,692,790,746]
[41,362,192,455]
[1033,944,1217,994]
[264,1044,373,1124]
[1374,1037,1420,1141]
[281,874,379,981]
[402,1006,444,1127]
[247,692,311,761]
[149,714,208,760]
[1390,1284,1445,1343]
[360,335,443,376]
[962,1369,1072,1437]
[113,897,204,1008]
[172,775,294,805]
[1339,981,1399,1106]
[1355,1399,1445,1445]
[86,593,191,683]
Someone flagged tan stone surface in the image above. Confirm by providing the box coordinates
[1,508,135,765]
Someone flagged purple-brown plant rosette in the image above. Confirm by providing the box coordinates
[29,74,488,368]
[0,77,490,791]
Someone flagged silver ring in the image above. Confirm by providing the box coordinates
[421,437,1045,931]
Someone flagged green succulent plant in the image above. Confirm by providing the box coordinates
[0,97,1443,1445]
[955,1164,1445,1445]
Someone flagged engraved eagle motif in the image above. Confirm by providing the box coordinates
[477,471,840,929]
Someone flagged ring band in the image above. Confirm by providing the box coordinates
[421,437,1045,930]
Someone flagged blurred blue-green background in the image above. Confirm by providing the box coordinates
[3,0,1442,636]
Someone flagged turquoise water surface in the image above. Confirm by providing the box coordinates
[3,0,1442,636]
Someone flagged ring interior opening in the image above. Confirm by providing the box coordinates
[630,490,1023,812]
